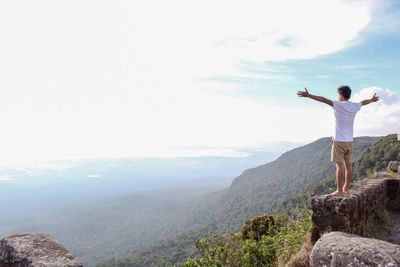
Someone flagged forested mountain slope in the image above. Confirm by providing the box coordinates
[97,136,381,267]
[280,134,400,215]
[178,134,400,267]
[203,136,380,231]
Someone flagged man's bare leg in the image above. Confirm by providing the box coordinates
[330,161,345,196]
[343,160,352,194]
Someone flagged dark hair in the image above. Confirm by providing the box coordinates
[338,85,351,100]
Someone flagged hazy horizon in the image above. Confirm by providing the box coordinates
[0,141,297,266]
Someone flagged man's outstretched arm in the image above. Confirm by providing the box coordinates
[361,93,380,106]
[297,88,333,106]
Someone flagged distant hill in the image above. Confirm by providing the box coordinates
[97,136,381,267]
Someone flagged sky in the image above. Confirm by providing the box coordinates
[0,0,399,164]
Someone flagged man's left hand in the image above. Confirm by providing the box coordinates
[371,93,380,102]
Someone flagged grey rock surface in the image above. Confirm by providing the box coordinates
[311,175,400,243]
[389,161,400,172]
[310,231,400,267]
[0,233,82,267]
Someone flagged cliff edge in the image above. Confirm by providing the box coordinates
[310,171,400,266]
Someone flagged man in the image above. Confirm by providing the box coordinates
[297,86,379,196]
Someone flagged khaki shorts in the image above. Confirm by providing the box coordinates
[331,140,353,163]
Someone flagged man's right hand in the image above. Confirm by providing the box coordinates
[297,88,310,98]
[297,88,333,106]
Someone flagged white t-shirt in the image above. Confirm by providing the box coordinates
[332,100,362,142]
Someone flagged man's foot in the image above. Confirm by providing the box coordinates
[343,184,350,194]
[329,190,345,196]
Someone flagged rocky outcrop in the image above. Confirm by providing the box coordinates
[0,233,82,267]
[389,161,400,172]
[311,173,400,243]
[310,171,400,266]
[310,231,400,267]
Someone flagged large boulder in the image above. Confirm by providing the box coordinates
[0,233,82,267]
[310,231,400,267]
[388,161,400,172]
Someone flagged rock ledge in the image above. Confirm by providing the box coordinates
[311,173,400,243]
[310,231,400,267]
[0,233,82,267]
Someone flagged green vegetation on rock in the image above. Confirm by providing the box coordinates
[180,211,311,267]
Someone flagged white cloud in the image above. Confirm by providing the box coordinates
[125,0,373,77]
[353,87,399,105]
[0,0,372,79]
[86,174,104,179]
[0,0,381,163]
[0,176,12,182]
[352,87,400,136]
[0,81,335,163]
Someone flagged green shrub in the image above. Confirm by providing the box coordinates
[240,214,275,241]
[180,210,312,267]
